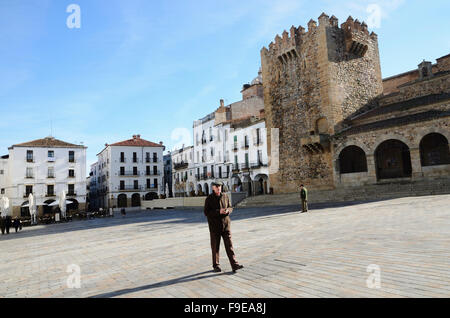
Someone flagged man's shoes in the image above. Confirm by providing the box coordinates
[213,266,222,273]
[232,264,244,273]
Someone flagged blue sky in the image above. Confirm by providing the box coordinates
[0,0,449,172]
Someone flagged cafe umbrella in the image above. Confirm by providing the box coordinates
[28,193,37,225]
[59,191,67,219]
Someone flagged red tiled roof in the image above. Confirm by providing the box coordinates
[109,135,164,148]
[10,137,85,148]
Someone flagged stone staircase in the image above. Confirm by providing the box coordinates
[237,177,450,207]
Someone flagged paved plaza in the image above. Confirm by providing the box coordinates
[1,194,450,298]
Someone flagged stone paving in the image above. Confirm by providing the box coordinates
[1,194,450,298]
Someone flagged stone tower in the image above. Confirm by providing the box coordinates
[261,13,383,193]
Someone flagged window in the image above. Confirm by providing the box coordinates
[0,170,3,175]
[47,185,54,196]
[68,184,75,195]
[146,152,151,163]
[147,179,151,189]
[0,189,4,194]
[134,180,139,189]
[146,166,151,175]
[133,167,138,175]
[120,180,125,190]
[120,167,125,176]
[27,150,33,162]
[48,167,55,178]
[69,151,75,162]
[219,166,222,178]
[69,169,75,178]
[26,167,33,178]
[48,150,54,158]
[133,152,137,163]
[25,185,33,196]
[153,153,158,163]
[120,152,125,162]
[153,166,158,175]
[154,178,158,189]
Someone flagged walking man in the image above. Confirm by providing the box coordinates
[204,181,244,273]
[300,184,308,213]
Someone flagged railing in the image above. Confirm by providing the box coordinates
[119,171,140,176]
[26,175,34,179]
[24,193,33,198]
[250,161,269,168]
[46,193,56,197]
[254,138,264,146]
[240,162,251,170]
[174,162,189,170]
[232,143,238,151]
[67,192,77,196]
[48,175,55,179]
[146,184,158,190]
[69,158,76,163]
[119,186,143,191]
[232,164,239,172]
[119,158,127,163]
[26,158,34,163]
[48,157,55,162]
[241,141,250,149]
[146,170,161,176]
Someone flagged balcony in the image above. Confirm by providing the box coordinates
[119,185,143,192]
[250,161,269,169]
[45,193,56,197]
[26,175,34,179]
[47,175,55,179]
[23,193,33,198]
[26,158,34,163]
[174,161,189,170]
[119,171,140,177]
[232,143,239,152]
[232,164,239,173]
[152,157,159,163]
[146,184,158,191]
[119,158,127,163]
[241,141,250,150]
[254,138,264,146]
[69,159,76,163]
[67,192,77,197]
[48,157,55,162]
[146,170,161,176]
[240,163,251,171]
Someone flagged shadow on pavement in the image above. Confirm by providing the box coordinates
[0,199,385,241]
[89,270,233,298]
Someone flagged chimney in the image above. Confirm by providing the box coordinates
[220,99,224,107]
[159,141,163,145]
[132,135,137,139]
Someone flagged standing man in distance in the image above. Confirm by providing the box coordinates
[300,184,308,213]
[204,181,244,273]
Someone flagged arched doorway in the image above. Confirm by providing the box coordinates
[196,184,203,196]
[21,201,30,217]
[339,146,368,173]
[420,133,450,166]
[231,175,242,192]
[242,175,252,196]
[145,192,158,200]
[44,199,56,214]
[254,174,268,195]
[204,183,209,196]
[375,139,412,180]
[131,193,141,207]
[117,194,127,208]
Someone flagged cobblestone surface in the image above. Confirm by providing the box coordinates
[1,195,449,298]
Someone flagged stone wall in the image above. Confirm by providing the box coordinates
[261,13,383,193]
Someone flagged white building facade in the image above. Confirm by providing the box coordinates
[0,137,87,218]
[90,135,165,211]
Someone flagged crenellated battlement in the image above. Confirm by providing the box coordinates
[261,13,377,61]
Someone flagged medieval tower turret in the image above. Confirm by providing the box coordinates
[261,13,383,193]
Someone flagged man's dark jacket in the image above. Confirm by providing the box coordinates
[204,192,233,233]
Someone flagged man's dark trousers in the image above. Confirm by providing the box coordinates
[208,223,237,268]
